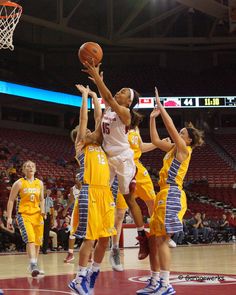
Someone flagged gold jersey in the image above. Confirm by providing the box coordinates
[77,144,110,187]
[128,129,142,162]
[17,178,42,215]
[158,146,192,189]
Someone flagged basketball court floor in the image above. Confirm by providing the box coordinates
[0,243,235,295]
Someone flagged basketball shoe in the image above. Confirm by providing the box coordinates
[109,248,123,271]
[68,276,89,295]
[136,277,160,294]
[136,231,149,260]
[86,269,100,295]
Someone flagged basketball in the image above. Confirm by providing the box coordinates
[78,42,103,66]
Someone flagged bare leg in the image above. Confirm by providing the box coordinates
[93,237,109,264]
[112,208,126,247]
[124,193,143,227]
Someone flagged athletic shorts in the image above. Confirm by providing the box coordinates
[134,161,155,202]
[16,212,44,246]
[150,186,187,237]
[108,149,136,195]
[75,185,116,240]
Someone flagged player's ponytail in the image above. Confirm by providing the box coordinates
[185,122,204,149]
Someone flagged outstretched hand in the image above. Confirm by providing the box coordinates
[155,86,161,107]
[75,84,90,96]
[82,60,101,81]
[150,107,161,118]
[88,70,103,84]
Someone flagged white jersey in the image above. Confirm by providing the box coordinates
[102,107,130,157]
[72,185,80,200]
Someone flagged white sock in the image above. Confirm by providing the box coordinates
[68,249,74,254]
[160,270,170,286]
[30,258,37,264]
[112,244,119,249]
[151,271,160,281]
[91,262,100,272]
[76,266,87,278]
[137,226,144,232]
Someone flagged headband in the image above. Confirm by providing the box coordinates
[186,127,195,146]
[129,88,134,103]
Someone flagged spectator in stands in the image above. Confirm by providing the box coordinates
[201,213,213,242]
[54,190,67,219]
[57,215,70,251]
[7,163,17,184]
[140,88,204,295]
[228,212,236,241]
[6,160,45,277]
[188,212,210,243]
[218,214,231,242]
[0,171,10,184]
[219,214,229,229]
[0,210,23,252]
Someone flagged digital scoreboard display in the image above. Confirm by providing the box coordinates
[0,80,235,109]
[92,96,236,109]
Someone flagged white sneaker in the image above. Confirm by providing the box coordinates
[155,284,176,295]
[168,239,177,248]
[136,277,160,294]
[109,248,124,271]
[68,276,89,295]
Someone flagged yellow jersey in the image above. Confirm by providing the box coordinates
[77,144,110,187]
[158,146,192,190]
[128,129,142,162]
[16,178,42,215]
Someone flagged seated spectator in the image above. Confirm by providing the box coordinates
[188,212,211,243]
[54,190,67,219]
[228,212,236,240]
[0,171,10,183]
[201,213,214,241]
[217,214,231,242]
[0,210,24,251]
[57,216,70,250]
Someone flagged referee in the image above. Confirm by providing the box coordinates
[42,188,54,254]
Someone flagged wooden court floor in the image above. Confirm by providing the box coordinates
[0,243,236,294]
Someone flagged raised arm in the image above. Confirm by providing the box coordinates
[75,84,90,144]
[155,87,188,158]
[89,89,102,129]
[150,108,174,152]
[83,62,131,125]
[7,180,21,229]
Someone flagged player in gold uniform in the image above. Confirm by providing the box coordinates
[110,112,157,272]
[7,160,45,277]
[69,85,116,295]
[136,88,204,295]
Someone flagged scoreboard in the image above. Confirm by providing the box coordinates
[92,96,236,109]
[0,80,235,109]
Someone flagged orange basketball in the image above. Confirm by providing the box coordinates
[78,42,103,66]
